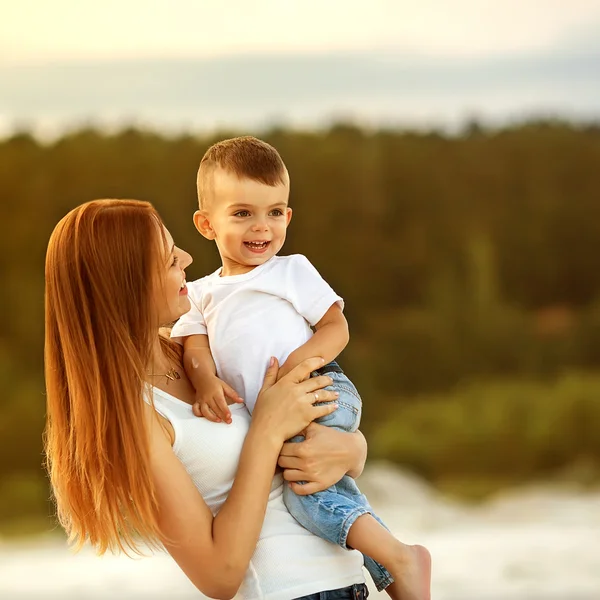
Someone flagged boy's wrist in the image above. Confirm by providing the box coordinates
[193,373,221,393]
[279,349,304,377]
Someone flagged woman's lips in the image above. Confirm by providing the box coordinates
[179,284,188,295]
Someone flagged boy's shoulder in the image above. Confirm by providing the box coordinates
[277,253,323,276]
[186,268,221,294]
[275,253,315,269]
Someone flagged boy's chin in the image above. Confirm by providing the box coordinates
[241,250,277,264]
[247,255,273,265]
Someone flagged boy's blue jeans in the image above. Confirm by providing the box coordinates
[283,362,394,592]
[294,582,369,599]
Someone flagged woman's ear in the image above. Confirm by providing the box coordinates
[193,210,216,240]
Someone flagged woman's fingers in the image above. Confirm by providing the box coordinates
[277,454,303,469]
[253,357,340,443]
[288,481,321,496]
[282,468,306,482]
[313,391,339,406]
[258,357,279,393]
[299,375,335,396]
[285,357,326,383]
[303,389,339,407]
[311,401,338,420]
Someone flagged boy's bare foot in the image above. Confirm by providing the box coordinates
[385,544,432,600]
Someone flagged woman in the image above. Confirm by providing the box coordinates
[44,199,370,599]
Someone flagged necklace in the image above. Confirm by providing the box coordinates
[150,366,181,385]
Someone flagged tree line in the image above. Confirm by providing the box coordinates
[1,120,599,527]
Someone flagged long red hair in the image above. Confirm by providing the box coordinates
[44,199,176,554]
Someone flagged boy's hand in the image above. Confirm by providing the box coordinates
[192,376,243,424]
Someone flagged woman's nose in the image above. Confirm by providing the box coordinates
[181,250,193,269]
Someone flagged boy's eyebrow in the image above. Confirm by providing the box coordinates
[228,202,288,209]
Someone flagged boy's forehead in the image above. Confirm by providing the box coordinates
[211,167,245,190]
[212,168,289,204]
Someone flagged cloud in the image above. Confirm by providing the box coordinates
[1,47,598,136]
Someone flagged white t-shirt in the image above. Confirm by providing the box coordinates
[171,254,343,412]
[146,385,365,599]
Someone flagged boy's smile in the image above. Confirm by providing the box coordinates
[244,240,271,253]
[194,167,292,276]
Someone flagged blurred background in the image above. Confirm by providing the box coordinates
[1,1,599,598]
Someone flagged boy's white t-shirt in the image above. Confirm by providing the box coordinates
[170,254,343,413]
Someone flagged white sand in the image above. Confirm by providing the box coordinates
[2,463,599,599]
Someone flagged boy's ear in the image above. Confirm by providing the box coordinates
[193,210,216,240]
[285,207,293,227]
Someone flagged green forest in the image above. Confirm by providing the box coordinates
[1,120,599,534]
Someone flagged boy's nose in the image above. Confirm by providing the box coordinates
[251,220,269,232]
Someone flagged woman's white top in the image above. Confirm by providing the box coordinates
[170,254,343,413]
[148,385,365,600]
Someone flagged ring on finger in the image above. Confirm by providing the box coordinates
[314,391,319,402]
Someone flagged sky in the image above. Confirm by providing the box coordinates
[3,0,600,63]
[1,0,600,137]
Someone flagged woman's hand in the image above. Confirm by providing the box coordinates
[148,358,339,600]
[277,423,368,495]
[251,357,339,446]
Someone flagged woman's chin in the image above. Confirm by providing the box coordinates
[167,297,192,323]
[178,297,192,316]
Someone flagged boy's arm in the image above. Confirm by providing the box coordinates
[183,334,243,424]
[183,334,217,383]
[278,304,349,380]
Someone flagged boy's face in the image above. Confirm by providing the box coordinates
[194,167,292,276]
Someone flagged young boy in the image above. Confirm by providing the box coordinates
[171,136,431,599]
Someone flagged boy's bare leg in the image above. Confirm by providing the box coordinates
[346,514,431,600]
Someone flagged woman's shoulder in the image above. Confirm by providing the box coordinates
[143,398,175,447]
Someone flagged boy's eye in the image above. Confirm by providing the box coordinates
[234,210,251,217]
[269,209,284,216]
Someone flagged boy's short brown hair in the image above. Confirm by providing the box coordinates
[197,136,288,209]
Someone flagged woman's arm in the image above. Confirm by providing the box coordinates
[277,423,368,495]
[148,412,281,599]
[148,358,338,600]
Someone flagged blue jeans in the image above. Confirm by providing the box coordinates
[283,362,394,592]
[294,582,369,599]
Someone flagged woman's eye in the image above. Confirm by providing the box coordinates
[171,255,179,267]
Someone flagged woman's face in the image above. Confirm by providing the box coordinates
[155,227,193,326]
